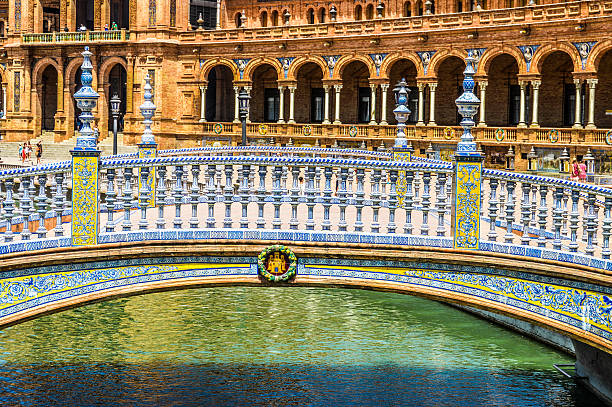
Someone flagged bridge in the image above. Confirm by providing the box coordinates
[1,47,612,403]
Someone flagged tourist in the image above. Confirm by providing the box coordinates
[571,159,579,181]
[104,23,109,31]
[18,143,23,163]
[79,24,87,32]
[111,22,118,31]
[578,159,587,182]
[36,141,42,165]
[26,141,32,163]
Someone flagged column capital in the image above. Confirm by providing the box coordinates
[586,78,599,86]
[573,78,583,86]
[199,85,206,91]
[519,80,528,88]
[531,80,541,88]
[417,82,427,91]
[428,82,438,90]
[369,83,378,90]
[323,84,330,91]
[278,85,285,91]
[477,80,488,89]
[288,85,297,92]
[334,84,342,91]
[380,83,389,91]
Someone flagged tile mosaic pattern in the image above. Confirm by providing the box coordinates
[454,161,482,249]
[139,146,156,208]
[71,156,99,246]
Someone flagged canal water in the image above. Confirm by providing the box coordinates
[0,287,605,406]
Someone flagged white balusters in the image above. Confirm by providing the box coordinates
[206,165,217,229]
[322,167,333,231]
[240,165,251,229]
[436,173,446,237]
[552,187,564,251]
[305,166,317,231]
[173,166,184,229]
[371,169,382,234]
[272,166,283,229]
[53,173,65,237]
[20,177,32,240]
[122,168,133,231]
[404,170,414,235]
[421,172,431,236]
[354,169,365,232]
[504,180,515,244]
[290,166,300,230]
[568,189,580,253]
[156,166,167,229]
[585,193,596,257]
[35,174,48,239]
[602,197,612,259]
[138,167,150,230]
[105,169,116,233]
[487,178,498,242]
[3,179,15,242]
[387,170,397,234]
[520,182,531,245]
[256,166,267,229]
[223,165,233,228]
[538,185,548,247]
[338,168,349,232]
[189,165,200,229]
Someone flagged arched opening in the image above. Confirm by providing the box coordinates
[486,54,520,127]
[430,0,435,13]
[307,8,315,24]
[595,50,612,129]
[435,56,466,126]
[539,51,576,128]
[295,62,324,123]
[76,0,94,30]
[457,0,463,12]
[260,11,268,27]
[365,4,374,19]
[319,8,326,23]
[379,3,386,17]
[110,0,130,29]
[340,60,371,124]
[417,1,424,15]
[235,12,243,28]
[41,0,60,32]
[271,10,279,26]
[403,1,412,16]
[0,20,5,37]
[107,64,127,133]
[40,65,58,131]
[355,5,363,20]
[205,65,234,122]
[251,64,279,123]
[387,59,419,125]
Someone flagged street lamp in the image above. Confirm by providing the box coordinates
[238,88,250,146]
[110,93,121,156]
[393,78,410,148]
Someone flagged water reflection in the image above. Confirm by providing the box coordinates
[0,287,604,406]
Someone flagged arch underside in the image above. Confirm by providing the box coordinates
[0,242,610,354]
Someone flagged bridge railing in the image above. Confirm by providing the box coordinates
[2,150,612,270]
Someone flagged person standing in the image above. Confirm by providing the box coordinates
[18,143,23,163]
[36,141,43,165]
[26,141,32,163]
[570,159,579,181]
[578,159,587,182]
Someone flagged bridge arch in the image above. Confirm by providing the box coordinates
[1,241,610,357]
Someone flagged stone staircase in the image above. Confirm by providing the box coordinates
[0,131,137,165]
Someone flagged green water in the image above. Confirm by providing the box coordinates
[0,287,604,406]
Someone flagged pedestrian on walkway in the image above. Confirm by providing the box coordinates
[36,141,43,165]
[578,159,587,182]
[21,143,26,163]
[571,159,579,181]
[26,141,32,163]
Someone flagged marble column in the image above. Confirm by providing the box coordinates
[428,82,437,126]
[233,86,240,123]
[333,84,342,124]
[586,79,598,129]
[216,0,221,29]
[478,80,487,127]
[199,85,206,122]
[573,79,583,129]
[278,86,285,123]
[288,86,296,124]
[380,84,389,125]
[518,80,527,128]
[369,84,377,125]
[530,80,540,128]
[323,85,331,124]
[417,82,425,126]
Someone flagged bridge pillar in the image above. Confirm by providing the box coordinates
[138,74,158,208]
[573,340,612,404]
[71,47,101,246]
[452,51,484,250]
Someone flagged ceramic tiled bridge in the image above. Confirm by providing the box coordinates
[2,48,612,401]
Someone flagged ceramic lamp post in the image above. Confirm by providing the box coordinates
[452,51,484,250]
[138,74,158,208]
[71,46,101,246]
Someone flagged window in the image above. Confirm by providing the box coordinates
[235,13,242,28]
[190,2,217,29]
[260,11,268,27]
[457,0,463,12]
[404,1,411,16]
[417,1,423,15]
[355,5,362,20]
[319,8,326,23]
[366,4,374,19]
[264,88,280,122]
[307,8,315,24]
[271,10,279,26]
[358,87,371,123]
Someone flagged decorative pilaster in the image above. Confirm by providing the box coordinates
[453,52,484,250]
[71,47,101,247]
[138,74,158,208]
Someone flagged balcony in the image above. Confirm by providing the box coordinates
[21,29,130,45]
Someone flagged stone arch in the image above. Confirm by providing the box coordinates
[589,39,612,72]
[477,46,526,76]
[32,57,61,86]
[429,49,468,78]
[243,57,282,82]
[98,56,127,84]
[287,55,327,81]
[65,57,85,87]
[531,43,581,75]
[199,58,238,83]
[380,52,423,78]
[332,54,376,80]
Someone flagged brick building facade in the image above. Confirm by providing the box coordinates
[0,0,611,171]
